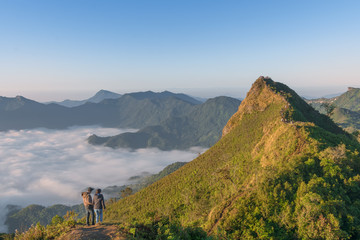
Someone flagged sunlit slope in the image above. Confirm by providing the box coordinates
[106,77,360,239]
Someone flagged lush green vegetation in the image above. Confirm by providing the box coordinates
[88,96,241,150]
[333,87,360,112]
[119,217,214,240]
[307,87,360,133]
[5,204,84,233]
[13,211,78,240]
[105,77,360,239]
[0,233,14,240]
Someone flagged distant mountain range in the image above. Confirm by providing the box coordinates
[46,90,122,107]
[0,90,240,150]
[0,91,201,131]
[88,96,241,150]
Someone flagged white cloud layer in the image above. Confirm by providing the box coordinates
[0,126,205,233]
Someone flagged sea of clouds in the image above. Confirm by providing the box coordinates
[0,126,205,233]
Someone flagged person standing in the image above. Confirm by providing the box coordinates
[81,187,95,226]
[93,188,106,224]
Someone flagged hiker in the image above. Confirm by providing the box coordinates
[81,187,95,226]
[93,188,106,224]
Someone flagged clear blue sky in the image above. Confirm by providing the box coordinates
[0,0,359,101]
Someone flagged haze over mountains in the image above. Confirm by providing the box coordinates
[46,89,122,107]
[0,90,240,150]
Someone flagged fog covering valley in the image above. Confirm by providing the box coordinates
[0,126,205,232]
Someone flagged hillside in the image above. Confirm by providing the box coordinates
[333,87,360,112]
[88,96,241,150]
[105,77,360,239]
[331,107,360,132]
[307,87,360,133]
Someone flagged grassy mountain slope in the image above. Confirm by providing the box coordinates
[307,87,360,133]
[103,162,188,198]
[105,77,360,239]
[331,107,360,131]
[333,87,360,112]
[88,96,241,150]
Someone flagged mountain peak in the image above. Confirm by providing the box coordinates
[222,76,343,137]
[348,87,359,92]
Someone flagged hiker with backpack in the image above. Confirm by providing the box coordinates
[81,187,95,226]
[93,188,106,224]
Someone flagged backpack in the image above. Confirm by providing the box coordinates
[81,192,91,206]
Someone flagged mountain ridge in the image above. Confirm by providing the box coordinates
[46,90,122,107]
[105,77,360,239]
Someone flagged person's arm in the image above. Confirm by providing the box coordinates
[102,195,106,209]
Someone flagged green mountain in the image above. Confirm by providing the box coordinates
[88,96,241,150]
[5,204,85,233]
[333,87,360,112]
[331,107,360,132]
[105,77,360,239]
[307,87,360,113]
[307,87,360,133]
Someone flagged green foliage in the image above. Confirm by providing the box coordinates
[0,233,14,240]
[119,217,212,240]
[333,88,360,112]
[321,102,336,116]
[6,204,84,234]
[121,187,134,198]
[14,211,78,240]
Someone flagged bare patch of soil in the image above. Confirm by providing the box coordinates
[58,224,126,240]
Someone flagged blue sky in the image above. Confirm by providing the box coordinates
[0,0,359,101]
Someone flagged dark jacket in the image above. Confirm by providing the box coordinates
[93,193,106,210]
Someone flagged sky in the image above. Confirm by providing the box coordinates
[0,0,359,101]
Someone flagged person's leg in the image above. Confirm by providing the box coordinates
[91,208,95,225]
[94,209,100,223]
[86,208,90,226]
[99,209,103,222]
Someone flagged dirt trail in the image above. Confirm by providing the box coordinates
[57,224,126,240]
